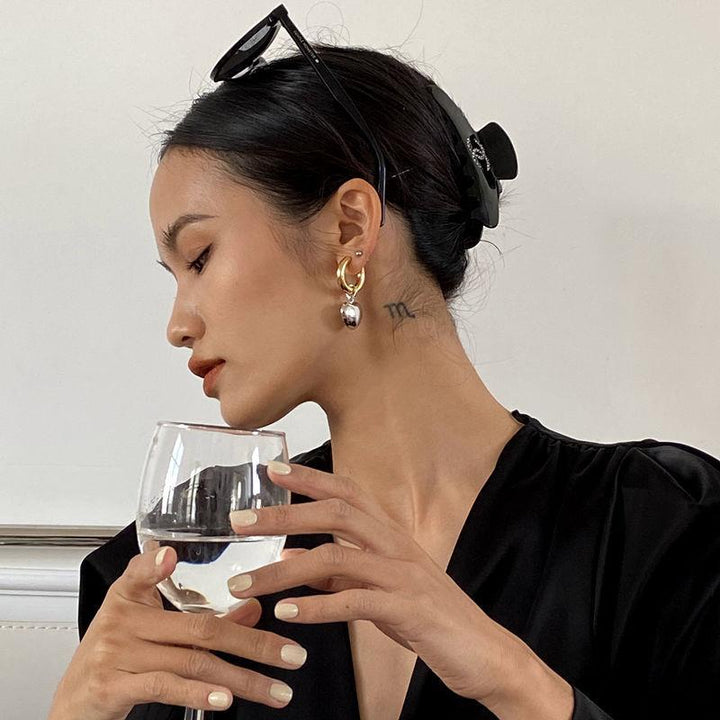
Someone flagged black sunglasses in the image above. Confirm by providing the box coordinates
[210,3,387,227]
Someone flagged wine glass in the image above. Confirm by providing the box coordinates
[136,421,291,720]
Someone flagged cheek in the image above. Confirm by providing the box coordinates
[209,254,325,352]
[217,327,325,429]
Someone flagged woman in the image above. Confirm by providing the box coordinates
[51,39,720,720]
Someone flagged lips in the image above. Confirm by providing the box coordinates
[188,357,224,379]
[202,361,225,396]
[187,357,226,397]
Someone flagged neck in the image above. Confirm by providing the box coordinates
[314,311,524,535]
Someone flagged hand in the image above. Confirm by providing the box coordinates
[49,545,310,720]
[227,461,534,707]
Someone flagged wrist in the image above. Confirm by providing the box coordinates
[477,635,574,720]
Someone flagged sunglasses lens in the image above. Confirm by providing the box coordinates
[240,25,272,53]
[211,23,279,81]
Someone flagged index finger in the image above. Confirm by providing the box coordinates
[267,463,374,516]
[133,602,307,672]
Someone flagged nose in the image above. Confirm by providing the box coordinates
[166,293,204,348]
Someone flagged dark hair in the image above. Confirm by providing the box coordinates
[157,43,505,305]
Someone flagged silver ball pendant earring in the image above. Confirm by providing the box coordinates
[336,250,365,329]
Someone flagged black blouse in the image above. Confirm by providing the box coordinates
[77,409,720,719]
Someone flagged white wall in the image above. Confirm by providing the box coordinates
[2,0,718,528]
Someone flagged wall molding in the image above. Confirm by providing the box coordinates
[0,622,77,631]
[0,525,120,623]
[0,524,123,547]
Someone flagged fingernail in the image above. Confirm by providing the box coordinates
[268,460,292,475]
[208,690,231,708]
[275,602,299,619]
[281,644,307,667]
[155,547,169,566]
[230,509,258,526]
[228,574,253,593]
[269,682,293,704]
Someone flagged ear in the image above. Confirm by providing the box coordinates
[314,178,382,266]
[327,178,382,264]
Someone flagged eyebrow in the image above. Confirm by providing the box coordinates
[161,213,217,255]
[156,213,217,275]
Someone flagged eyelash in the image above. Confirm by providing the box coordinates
[186,246,211,274]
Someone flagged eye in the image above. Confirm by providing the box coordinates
[186,246,211,274]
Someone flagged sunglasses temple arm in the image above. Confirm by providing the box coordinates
[307,63,387,226]
[314,70,387,226]
[277,11,387,226]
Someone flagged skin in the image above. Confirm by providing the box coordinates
[149,148,524,537]
[148,148,575,719]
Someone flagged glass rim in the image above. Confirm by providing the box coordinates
[154,420,286,438]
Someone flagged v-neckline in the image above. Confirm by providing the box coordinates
[330,410,534,720]
[133,411,538,720]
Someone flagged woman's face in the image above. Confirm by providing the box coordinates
[148,149,346,429]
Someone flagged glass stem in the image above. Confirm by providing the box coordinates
[184,643,209,719]
[184,706,205,720]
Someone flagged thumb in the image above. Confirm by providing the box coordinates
[223,597,262,627]
[115,544,178,607]
[153,544,177,582]
[280,548,309,561]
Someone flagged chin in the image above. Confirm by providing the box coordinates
[219,402,262,431]
[218,393,288,431]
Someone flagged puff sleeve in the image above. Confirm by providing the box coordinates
[570,443,720,719]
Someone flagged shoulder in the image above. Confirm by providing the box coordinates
[615,439,720,507]
[522,416,720,652]
[604,442,720,690]
[530,415,720,594]
[519,411,720,509]
[518,413,720,592]
[607,440,720,591]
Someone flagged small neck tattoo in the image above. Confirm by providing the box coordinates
[383,302,417,320]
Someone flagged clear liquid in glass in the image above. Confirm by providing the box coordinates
[138,529,285,616]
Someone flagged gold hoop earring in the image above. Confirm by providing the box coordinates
[336,256,365,329]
